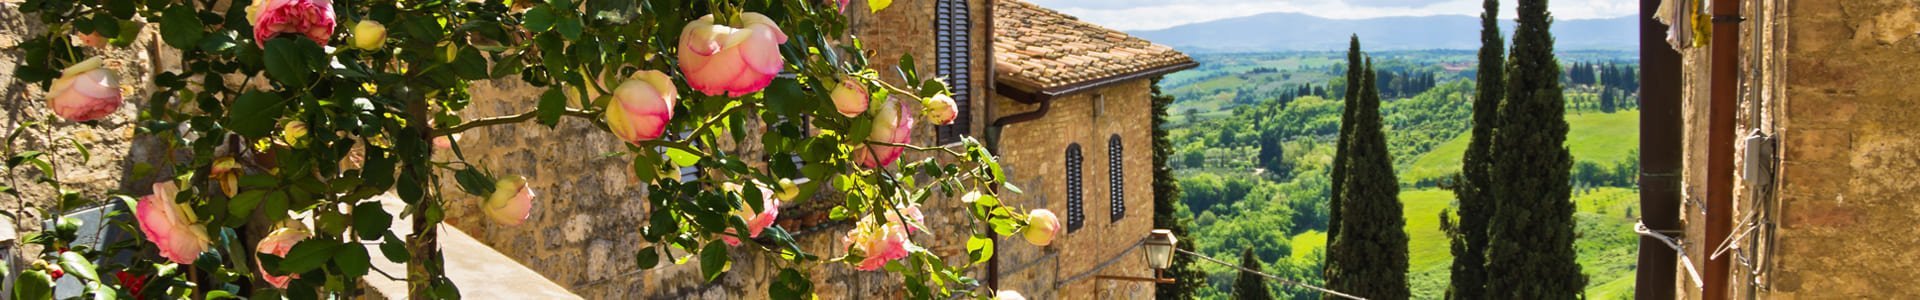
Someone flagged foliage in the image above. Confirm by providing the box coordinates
[1485,0,1588,296]
[1322,57,1409,299]
[1446,0,1504,297]
[1152,78,1206,299]
[5,0,1039,298]
[1233,248,1274,300]
[1328,36,1361,246]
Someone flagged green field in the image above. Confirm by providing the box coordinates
[1403,110,1642,185]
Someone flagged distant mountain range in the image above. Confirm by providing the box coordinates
[1129,13,1637,52]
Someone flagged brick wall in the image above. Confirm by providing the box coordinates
[1678,0,1920,297]
[991,79,1158,299]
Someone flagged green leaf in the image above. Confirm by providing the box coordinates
[698,242,730,282]
[966,235,994,264]
[227,91,286,138]
[769,268,814,300]
[896,53,918,84]
[159,4,204,49]
[664,147,701,168]
[262,37,323,84]
[453,47,489,80]
[453,167,496,197]
[380,233,411,263]
[206,290,238,300]
[556,17,584,40]
[58,251,100,282]
[524,5,557,32]
[537,87,567,127]
[635,247,660,270]
[334,245,371,278]
[870,0,893,13]
[227,190,267,219]
[278,239,344,274]
[352,202,391,240]
[13,270,52,300]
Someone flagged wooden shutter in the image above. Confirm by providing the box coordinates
[1109,135,1125,222]
[934,0,972,144]
[1067,143,1085,232]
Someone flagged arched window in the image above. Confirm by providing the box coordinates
[1066,143,1085,232]
[1108,135,1125,222]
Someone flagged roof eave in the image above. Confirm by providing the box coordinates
[1000,60,1199,100]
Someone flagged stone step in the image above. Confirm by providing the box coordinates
[360,195,580,299]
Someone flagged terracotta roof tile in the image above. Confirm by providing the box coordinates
[993,0,1193,90]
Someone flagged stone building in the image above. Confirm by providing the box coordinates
[431,0,1192,298]
[1644,0,1920,298]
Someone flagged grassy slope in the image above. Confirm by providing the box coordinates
[1403,110,1642,185]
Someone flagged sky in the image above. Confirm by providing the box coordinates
[1028,0,1640,31]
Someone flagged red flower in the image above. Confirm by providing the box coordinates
[116,271,150,299]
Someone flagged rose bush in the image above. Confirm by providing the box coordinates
[6,0,1047,299]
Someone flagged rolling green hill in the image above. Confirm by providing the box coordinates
[1404,110,1642,186]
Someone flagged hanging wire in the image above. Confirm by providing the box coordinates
[1636,222,1706,289]
[1173,248,1368,300]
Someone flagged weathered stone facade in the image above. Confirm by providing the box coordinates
[1674,0,1920,298]
[990,79,1158,299]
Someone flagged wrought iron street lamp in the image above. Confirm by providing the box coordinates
[1143,229,1177,270]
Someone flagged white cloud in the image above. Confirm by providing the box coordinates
[1027,0,1640,31]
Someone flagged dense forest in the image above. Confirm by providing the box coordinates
[1157,50,1641,299]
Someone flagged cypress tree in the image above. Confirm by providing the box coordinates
[1447,0,1503,298]
[1486,0,1587,297]
[1150,78,1204,300]
[1234,248,1274,300]
[1324,59,1410,299]
[1329,35,1363,243]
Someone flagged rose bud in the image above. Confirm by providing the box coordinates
[46,57,123,122]
[282,120,310,148]
[433,134,460,151]
[843,217,910,271]
[351,20,387,50]
[923,94,958,125]
[255,222,310,289]
[605,70,679,144]
[135,181,214,264]
[46,264,64,280]
[1022,209,1061,246]
[854,97,915,168]
[485,176,536,226]
[831,76,869,117]
[720,181,780,246]
[774,178,802,201]
[678,12,788,97]
[251,0,337,48]
[210,157,242,197]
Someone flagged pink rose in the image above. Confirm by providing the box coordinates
[720,182,780,247]
[1022,209,1061,246]
[923,94,958,125]
[844,217,910,271]
[484,176,535,226]
[831,76,869,117]
[250,0,336,48]
[45,57,122,122]
[854,98,914,168]
[678,13,787,97]
[604,70,678,144]
[210,157,242,197]
[884,204,924,234]
[254,223,310,289]
[135,181,213,265]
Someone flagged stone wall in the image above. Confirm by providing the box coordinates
[1678,0,1920,297]
[990,79,1158,299]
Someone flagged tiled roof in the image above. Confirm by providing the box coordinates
[992,0,1194,91]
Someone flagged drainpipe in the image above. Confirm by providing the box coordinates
[983,0,1001,291]
[1636,0,1684,298]
[1707,0,1743,298]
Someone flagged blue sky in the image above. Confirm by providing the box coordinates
[1028,0,1639,31]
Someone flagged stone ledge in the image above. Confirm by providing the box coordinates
[360,195,581,299]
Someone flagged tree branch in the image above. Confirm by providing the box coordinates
[432,108,601,136]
